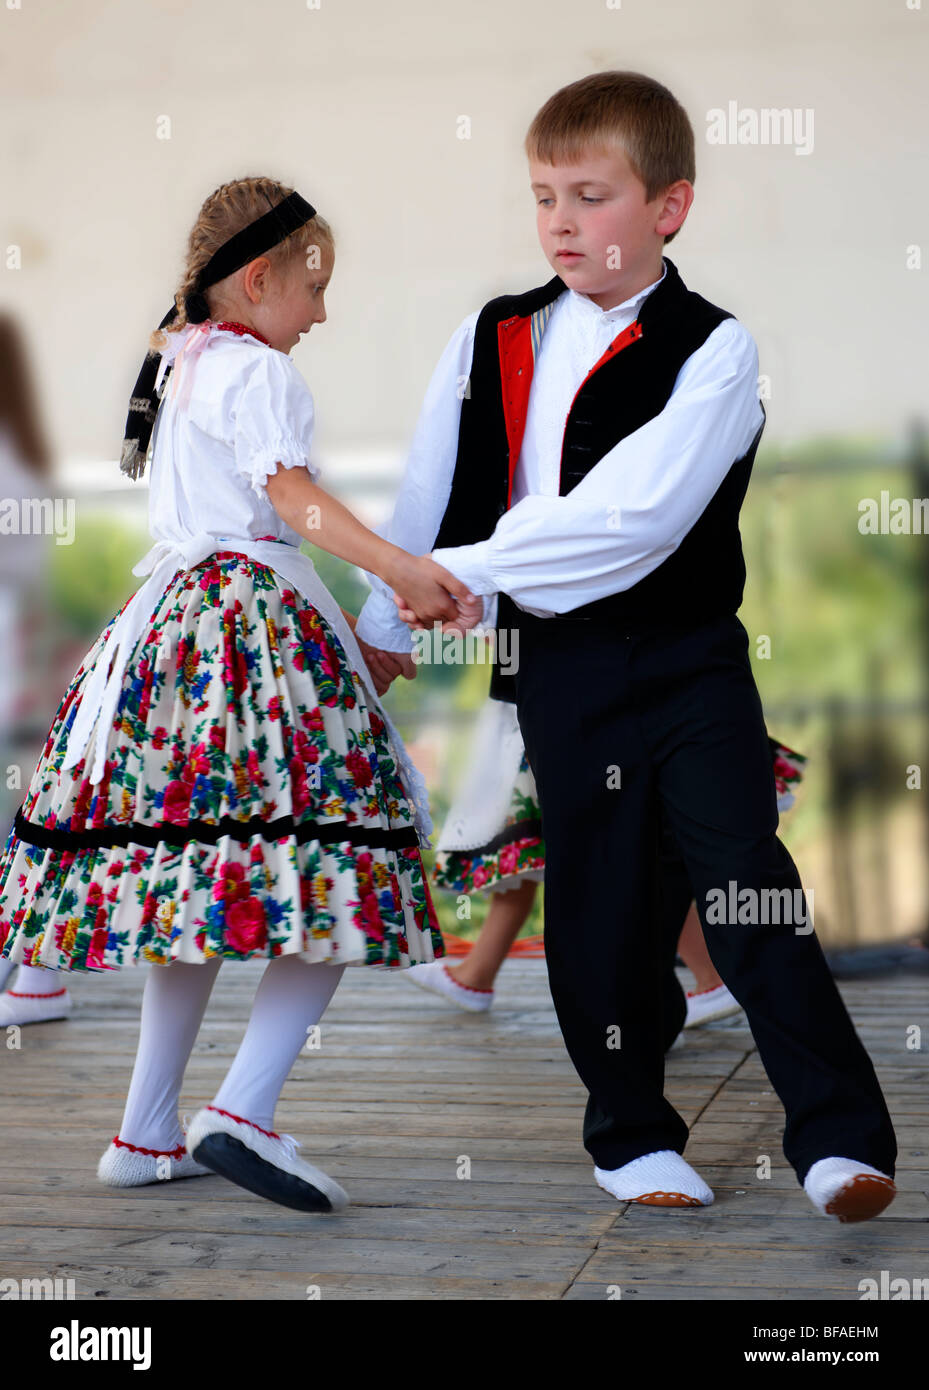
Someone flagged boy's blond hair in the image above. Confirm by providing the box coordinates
[524,71,695,245]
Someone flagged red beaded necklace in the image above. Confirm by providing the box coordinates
[212,320,273,347]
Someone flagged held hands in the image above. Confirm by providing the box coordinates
[340,607,416,696]
[390,555,485,636]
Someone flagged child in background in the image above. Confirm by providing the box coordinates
[0,312,71,1023]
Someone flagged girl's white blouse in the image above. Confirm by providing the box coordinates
[147,322,316,549]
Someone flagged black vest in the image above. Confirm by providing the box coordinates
[433,256,765,700]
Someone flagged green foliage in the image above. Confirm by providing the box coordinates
[49,514,150,638]
[742,448,924,702]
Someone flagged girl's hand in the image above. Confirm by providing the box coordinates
[388,555,477,629]
[355,637,416,694]
[394,591,484,636]
[340,608,416,693]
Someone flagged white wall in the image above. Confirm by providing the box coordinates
[2,0,927,475]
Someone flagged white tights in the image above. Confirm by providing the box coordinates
[118,954,345,1152]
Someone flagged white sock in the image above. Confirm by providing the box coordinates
[10,963,64,995]
[803,1156,895,1216]
[595,1149,714,1206]
[0,964,71,1025]
[212,955,345,1133]
[117,957,223,1153]
[0,955,16,991]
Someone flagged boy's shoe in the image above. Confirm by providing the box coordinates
[803,1157,896,1222]
[0,986,72,1026]
[684,983,743,1028]
[594,1150,714,1208]
[97,1136,213,1187]
[185,1105,348,1213]
[404,959,494,1012]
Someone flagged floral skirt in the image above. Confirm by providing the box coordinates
[431,698,806,898]
[0,551,444,972]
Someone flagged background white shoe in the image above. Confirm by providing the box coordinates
[0,987,72,1026]
[684,983,743,1028]
[404,959,494,1012]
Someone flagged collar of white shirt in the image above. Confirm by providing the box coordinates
[564,258,667,325]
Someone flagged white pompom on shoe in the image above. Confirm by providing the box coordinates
[97,1138,214,1187]
[185,1105,348,1213]
[595,1150,714,1208]
[803,1156,896,1222]
[404,959,494,1012]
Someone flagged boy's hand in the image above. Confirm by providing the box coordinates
[394,590,484,636]
[388,555,478,630]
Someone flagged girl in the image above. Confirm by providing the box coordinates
[0,175,482,1213]
[407,668,807,1027]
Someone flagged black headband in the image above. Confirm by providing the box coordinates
[119,190,318,480]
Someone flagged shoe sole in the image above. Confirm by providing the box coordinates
[631,1191,706,1207]
[684,1003,743,1028]
[825,1174,896,1223]
[595,1176,709,1208]
[191,1133,341,1213]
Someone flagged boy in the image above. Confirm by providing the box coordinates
[356,71,897,1220]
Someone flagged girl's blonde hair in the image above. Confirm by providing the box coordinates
[149,175,334,352]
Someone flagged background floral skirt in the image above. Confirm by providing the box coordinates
[0,551,444,972]
[432,700,806,898]
[432,747,545,897]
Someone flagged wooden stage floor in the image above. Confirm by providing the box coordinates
[1,960,926,1301]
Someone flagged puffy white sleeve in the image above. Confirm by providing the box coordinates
[231,350,319,503]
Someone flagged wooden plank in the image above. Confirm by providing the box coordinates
[0,1262,566,1300]
[0,1225,600,1280]
[1,958,925,1301]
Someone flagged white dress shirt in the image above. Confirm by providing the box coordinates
[354,260,764,653]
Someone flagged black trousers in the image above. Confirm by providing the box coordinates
[512,607,897,1183]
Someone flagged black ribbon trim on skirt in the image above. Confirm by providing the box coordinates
[459,817,544,858]
[13,807,420,853]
